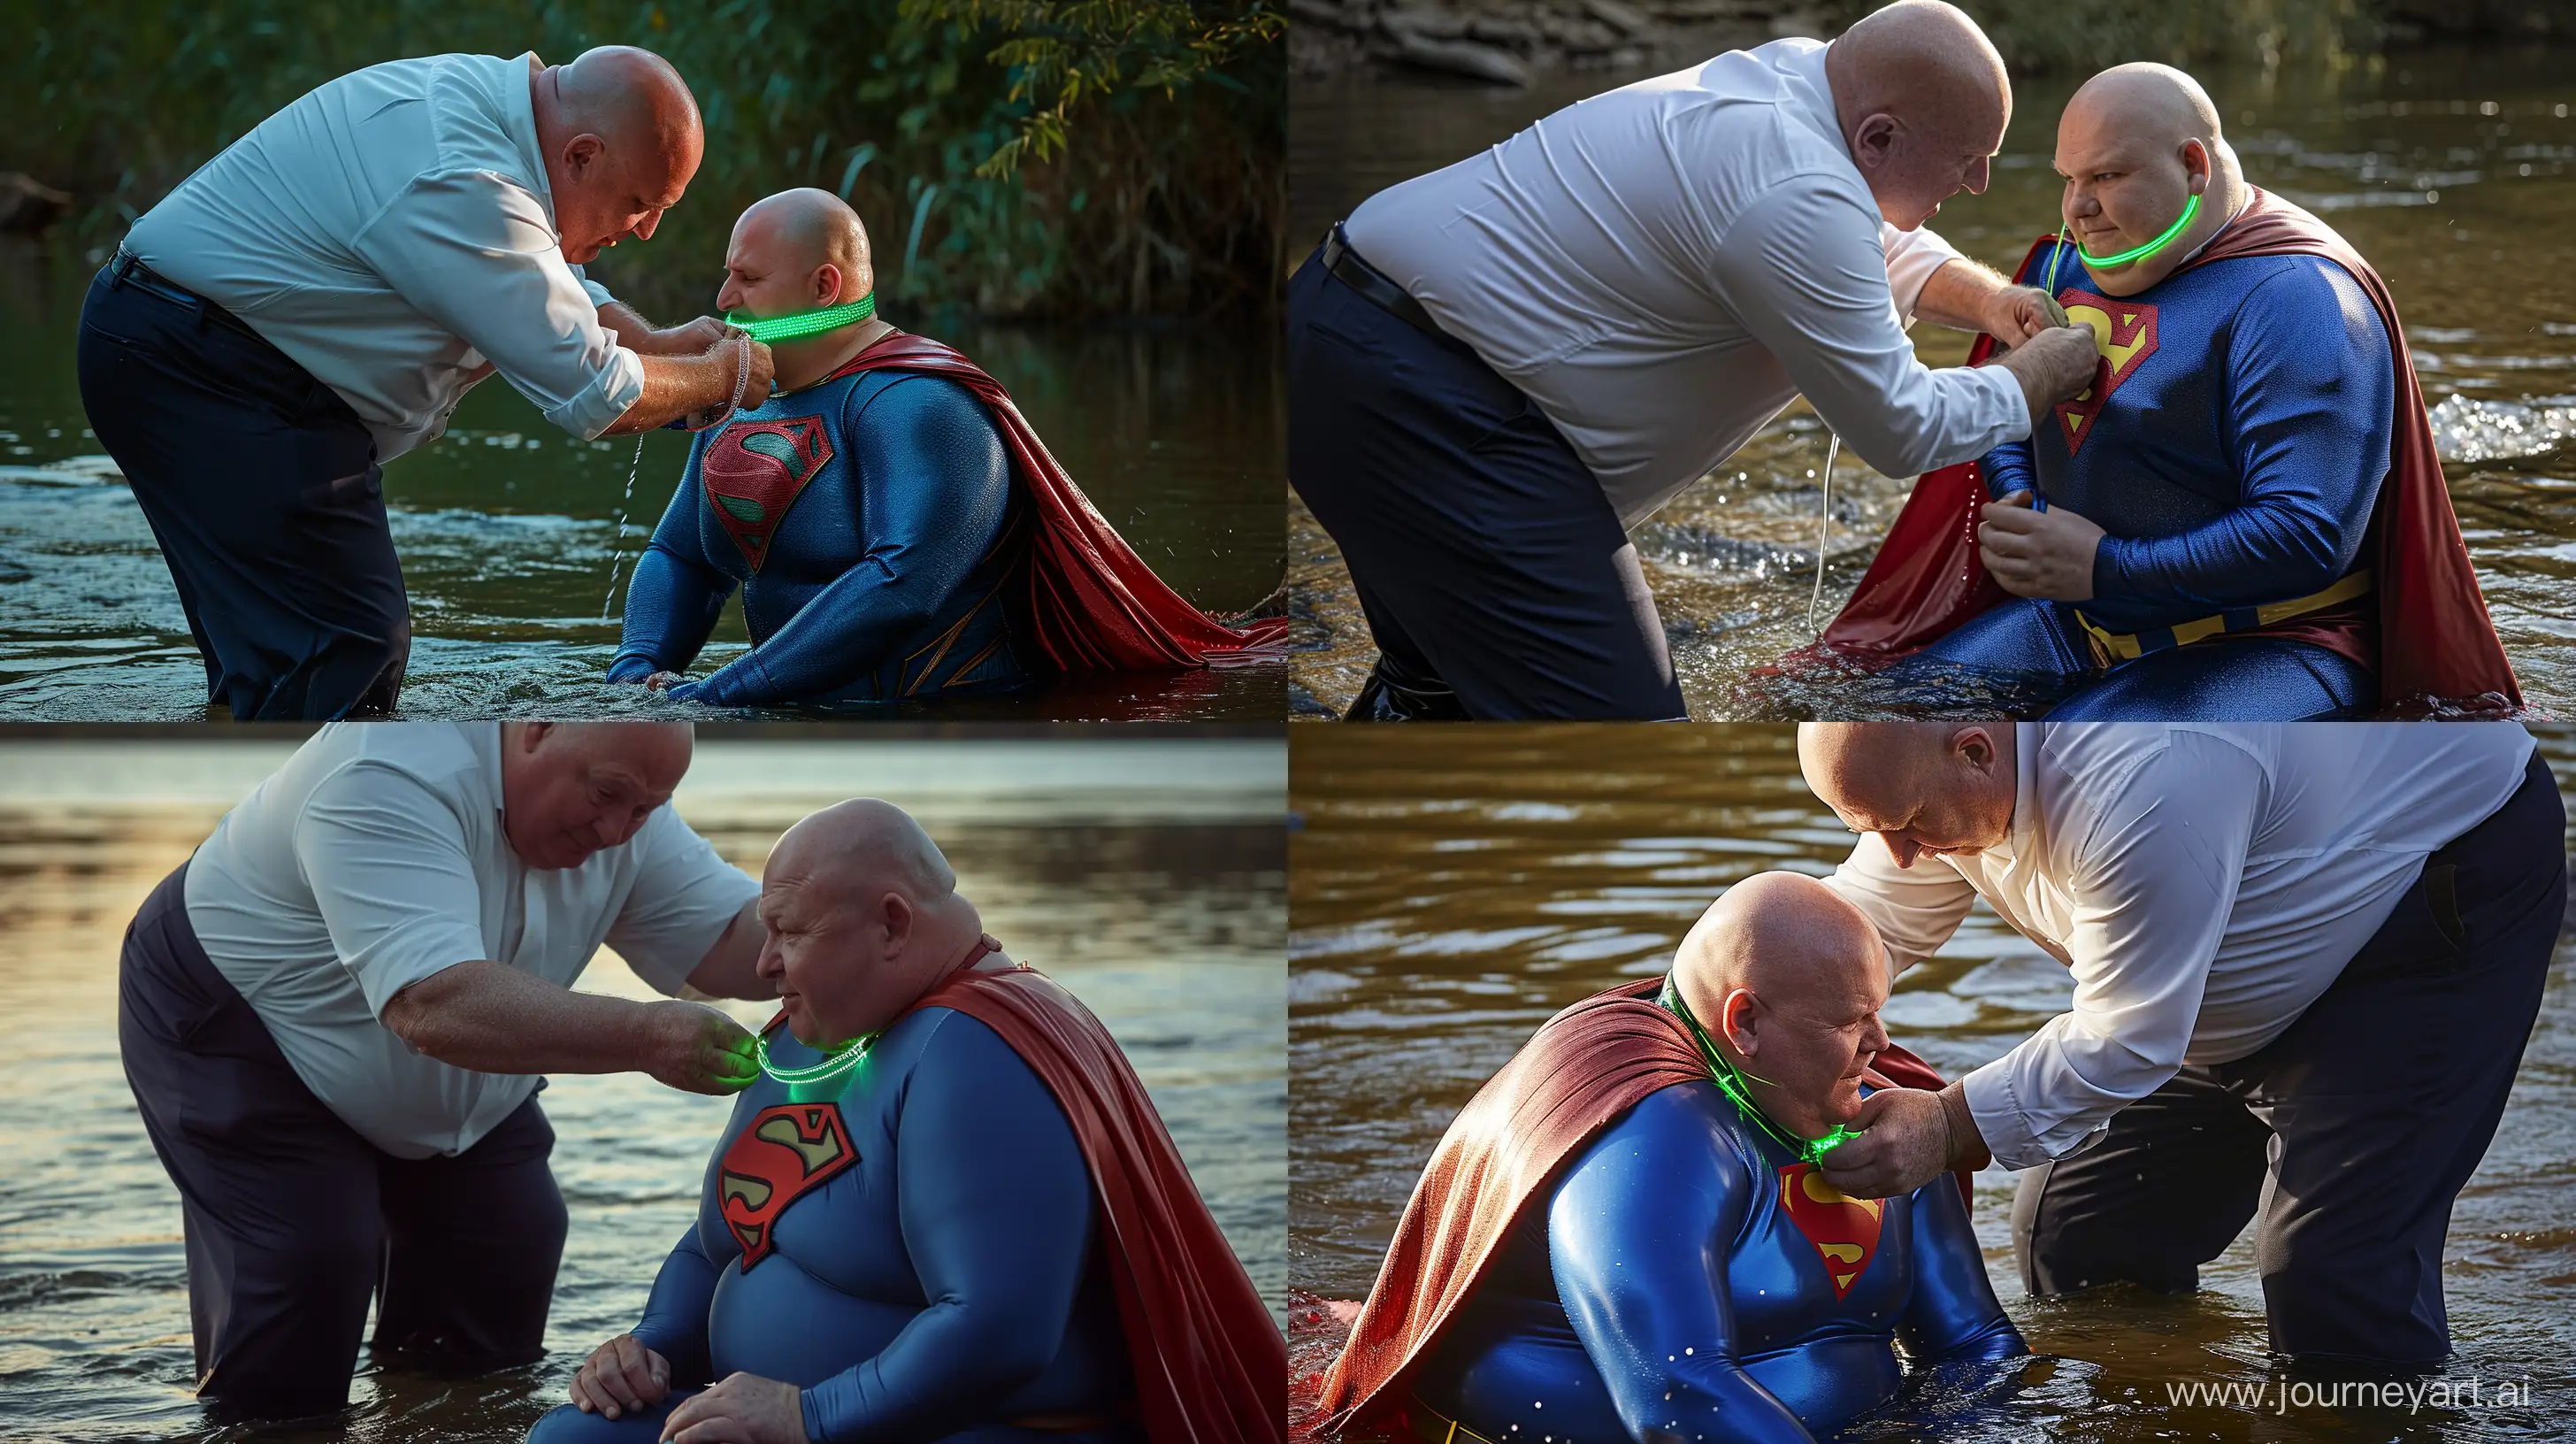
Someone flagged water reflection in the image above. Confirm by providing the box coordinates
[0,736,1287,1441]
[1287,47,2576,718]
[1286,724,2576,1442]
[0,250,1288,722]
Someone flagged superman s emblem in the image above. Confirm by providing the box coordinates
[2049,292,2158,455]
[1779,1163,1884,1300]
[701,416,837,572]
[717,1102,858,1270]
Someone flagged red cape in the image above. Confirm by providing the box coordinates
[822,333,1293,672]
[906,964,1287,1444]
[1797,188,2518,715]
[1313,978,1965,1435]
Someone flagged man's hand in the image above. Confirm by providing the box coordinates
[643,672,686,693]
[662,1371,807,1444]
[1993,325,2101,426]
[1983,285,2061,343]
[571,1334,671,1420]
[1816,1087,1953,1199]
[1980,492,2105,601]
[650,316,734,356]
[649,1002,759,1096]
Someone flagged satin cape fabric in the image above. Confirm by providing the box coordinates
[1797,188,2518,715]
[820,333,1292,671]
[1313,977,1965,1435]
[907,964,1288,1444]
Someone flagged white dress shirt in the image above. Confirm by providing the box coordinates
[125,52,646,462]
[1823,723,2536,1169]
[1340,38,2028,528]
[183,723,760,1158]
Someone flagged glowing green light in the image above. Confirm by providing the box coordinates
[1659,976,1854,1167]
[755,1027,877,1087]
[2074,191,2202,269]
[727,293,877,344]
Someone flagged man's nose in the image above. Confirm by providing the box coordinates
[633,209,663,242]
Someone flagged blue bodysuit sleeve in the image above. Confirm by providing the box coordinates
[2089,258,2393,616]
[797,1013,1095,1444]
[676,377,1013,707]
[1892,1177,2024,1367]
[1979,434,2037,503]
[610,434,737,682]
[627,1223,726,1388]
[1547,1087,1817,1444]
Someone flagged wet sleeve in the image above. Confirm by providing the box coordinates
[2089,259,2392,618]
[1893,1175,2024,1366]
[610,434,737,683]
[797,1014,1094,1444]
[1548,1087,1817,1444]
[677,378,1013,707]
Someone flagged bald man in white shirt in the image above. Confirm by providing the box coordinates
[78,47,778,720]
[1287,0,2102,720]
[1796,722,2564,1369]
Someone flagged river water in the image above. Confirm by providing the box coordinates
[1287,46,2576,718]
[0,734,1287,1441]
[0,251,1287,722]
[1284,724,2576,1441]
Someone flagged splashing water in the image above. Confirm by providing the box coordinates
[599,434,648,620]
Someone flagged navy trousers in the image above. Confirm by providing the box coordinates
[1284,249,1686,720]
[77,263,410,719]
[119,864,566,1420]
[2009,750,2565,1366]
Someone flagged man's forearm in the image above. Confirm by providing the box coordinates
[1913,258,2013,333]
[384,960,668,1074]
[606,348,748,434]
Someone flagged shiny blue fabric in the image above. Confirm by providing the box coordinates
[610,369,1042,706]
[1898,240,2393,717]
[1412,1083,2023,1444]
[525,1008,1131,1444]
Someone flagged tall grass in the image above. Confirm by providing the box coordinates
[4,0,1284,319]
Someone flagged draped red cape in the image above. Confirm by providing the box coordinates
[1313,978,1965,1435]
[820,332,1292,672]
[889,964,1289,1444]
[1790,188,2518,715]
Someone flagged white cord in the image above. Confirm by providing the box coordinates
[726,333,753,417]
[1807,429,1840,636]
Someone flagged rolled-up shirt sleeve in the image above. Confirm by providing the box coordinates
[603,807,762,994]
[570,264,617,313]
[1962,734,2265,1167]
[351,169,645,439]
[1823,833,1979,979]
[1708,177,2026,479]
[293,762,491,1018]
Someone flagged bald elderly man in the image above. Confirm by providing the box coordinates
[1798,723,2561,1368]
[1852,64,2517,717]
[117,722,774,1421]
[532,799,1284,1444]
[610,188,1284,706]
[1318,874,2024,1444]
[1288,0,2102,719]
[80,48,775,720]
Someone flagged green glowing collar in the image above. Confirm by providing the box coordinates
[728,292,878,344]
[1658,975,1854,1167]
[755,1025,877,1087]
[2048,192,2204,293]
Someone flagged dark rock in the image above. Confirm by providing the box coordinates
[1391,27,1536,81]
[1584,0,1656,34]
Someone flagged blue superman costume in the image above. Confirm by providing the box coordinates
[610,333,1290,706]
[529,958,1284,1444]
[1315,980,2021,1444]
[1797,188,2519,718]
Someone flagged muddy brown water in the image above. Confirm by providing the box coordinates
[1288,47,2576,718]
[0,250,1287,722]
[0,736,1286,1441]
[1287,724,2576,1441]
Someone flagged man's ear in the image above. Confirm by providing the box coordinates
[813,263,844,308]
[1850,112,1900,171]
[2181,138,2211,196]
[1955,725,1997,773]
[1720,987,1763,1058]
[878,889,915,957]
[562,133,606,180]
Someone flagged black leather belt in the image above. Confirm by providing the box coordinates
[108,249,265,343]
[1322,224,1444,338]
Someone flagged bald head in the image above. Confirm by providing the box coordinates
[533,47,703,263]
[1673,872,1891,1134]
[1798,723,2017,870]
[770,798,955,907]
[729,188,876,311]
[499,721,694,871]
[1827,1,2010,228]
[758,799,986,1043]
[2057,63,2243,294]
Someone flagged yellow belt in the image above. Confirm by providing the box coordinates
[2075,568,2373,667]
[1406,1399,1499,1444]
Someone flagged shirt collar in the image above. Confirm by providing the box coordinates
[1993,720,2041,864]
